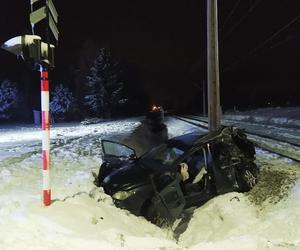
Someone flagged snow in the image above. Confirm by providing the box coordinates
[0,80,18,119]
[0,108,300,249]
[224,107,300,128]
[50,84,75,119]
[179,187,300,250]
[84,48,127,118]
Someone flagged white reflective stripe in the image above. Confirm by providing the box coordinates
[42,130,50,150]
[41,91,49,111]
[43,170,50,190]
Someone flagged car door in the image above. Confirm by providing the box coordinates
[208,142,237,194]
[150,173,186,223]
[95,140,138,185]
[101,140,137,161]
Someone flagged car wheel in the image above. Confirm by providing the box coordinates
[236,163,259,192]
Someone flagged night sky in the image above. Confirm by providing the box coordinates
[1,0,300,115]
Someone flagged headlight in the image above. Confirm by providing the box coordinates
[112,190,136,200]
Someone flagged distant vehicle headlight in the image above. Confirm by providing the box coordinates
[112,190,136,200]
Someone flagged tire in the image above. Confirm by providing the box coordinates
[236,163,259,192]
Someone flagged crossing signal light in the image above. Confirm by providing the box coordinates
[1,35,55,67]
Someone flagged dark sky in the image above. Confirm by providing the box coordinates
[1,0,300,113]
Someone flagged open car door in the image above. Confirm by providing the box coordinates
[150,174,186,224]
[95,140,137,186]
[101,140,137,161]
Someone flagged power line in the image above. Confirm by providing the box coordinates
[246,13,300,57]
[269,33,300,50]
[220,0,263,43]
[222,12,300,73]
[219,0,241,34]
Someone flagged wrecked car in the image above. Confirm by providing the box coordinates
[94,126,259,226]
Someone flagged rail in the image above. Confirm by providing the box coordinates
[173,115,300,162]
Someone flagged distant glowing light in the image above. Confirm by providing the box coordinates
[151,105,162,112]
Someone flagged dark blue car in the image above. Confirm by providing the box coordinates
[94,126,259,226]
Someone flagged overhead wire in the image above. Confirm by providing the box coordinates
[219,0,241,34]
[220,0,264,43]
[222,12,300,73]
[269,32,300,50]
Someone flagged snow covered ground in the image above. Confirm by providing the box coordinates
[224,106,300,128]
[0,109,299,250]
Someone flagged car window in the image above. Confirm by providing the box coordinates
[141,144,184,169]
[102,141,135,158]
[191,150,207,170]
[184,148,208,181]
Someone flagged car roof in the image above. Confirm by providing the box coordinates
[167,131,206,151]
[167,128,225,151]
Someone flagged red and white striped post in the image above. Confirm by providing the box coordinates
[40,64,51,206]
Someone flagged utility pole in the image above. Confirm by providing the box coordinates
[207,0,221,132]
[202,80,206,117]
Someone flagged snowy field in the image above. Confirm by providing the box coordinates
[0,111,300,250]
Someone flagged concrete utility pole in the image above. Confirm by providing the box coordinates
[207,0,221,132]
[202,80,206,117]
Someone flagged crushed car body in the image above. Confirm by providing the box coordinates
[94,126,259,226]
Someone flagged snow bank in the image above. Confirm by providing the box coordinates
[0,189,177,250]
[0,116,299,250]
[179,188,300,250]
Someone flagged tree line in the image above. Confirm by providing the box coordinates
[0,46,148,123]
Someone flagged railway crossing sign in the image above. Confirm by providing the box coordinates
[1,0,59,206]
[30,0,59,42]
[2,0,58,67]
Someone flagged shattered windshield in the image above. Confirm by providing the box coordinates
[140,144,184,170]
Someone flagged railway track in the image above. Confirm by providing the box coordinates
[173,115,300,162]
[183,115,300,147]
